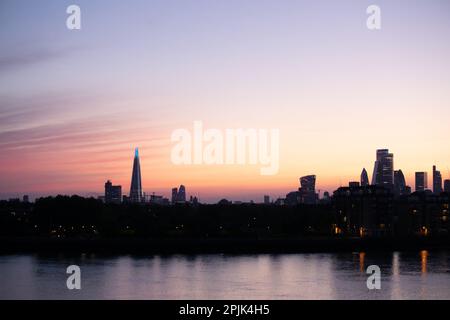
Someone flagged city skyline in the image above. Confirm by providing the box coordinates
[96,149,450,203]
[1,1,450,202]
[5,147,450,204]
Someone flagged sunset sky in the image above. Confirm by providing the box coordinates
[1,0,450,202]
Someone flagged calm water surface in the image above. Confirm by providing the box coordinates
[0,251,449,299]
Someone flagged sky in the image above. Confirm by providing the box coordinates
[1,0,450,202]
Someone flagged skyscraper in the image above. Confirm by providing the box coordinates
[299,175,318,204]
[300,175,316,193]
[360,168,369,187]
[371,149,394,189]
[432,165,443,194]
[171,185,187,204]
[394,170,406,196]
[171,188,178,204]
[129,148,143,203]
[178,185,186,202]
[415,172,428,192]
[444,179,450,193]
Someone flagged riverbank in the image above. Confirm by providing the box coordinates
[1,236,450,254]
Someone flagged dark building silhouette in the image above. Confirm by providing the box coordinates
[189,195,199,205]
[285,191,300,206]
[360,168,369,187]
[415,172,428,192]
[148,193,170,205]
[178,185,186,202]
[105,180,122,204]
[299,175,318,204]
[349,181,360,188]
[264,195,270,204]
[320,191,331,204]
[433,165,443,194]
[217,199,232,205]
[404,186,412,195]
[22,195,29,203]
[142,192,169,205]
[285,175,318,205]
[395,192,450,237]
[333,185,393,237]
[129,148,143,203]
[171,188,178,204]
[274,197,285,206]
[394,169,407,196]
[371,149,394,189]
[300,175,316,193]
[445,180,450,193]
[171,185,187,204]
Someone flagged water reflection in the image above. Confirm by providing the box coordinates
[390,252,401,299]
[421,250,428,274]
[359,252,365,273]
[0,251,449,299]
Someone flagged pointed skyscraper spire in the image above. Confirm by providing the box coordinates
[130,147,143,203]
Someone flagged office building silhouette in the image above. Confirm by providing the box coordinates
[433,165,443,194]
[394,170,407,196]
[105,180,122,204]
[415,172,428,192]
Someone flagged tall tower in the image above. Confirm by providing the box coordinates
[432,165,443,194]
[371,149,394,188]
[360,168,369,186]
[171,188,178,204]
[415,172,428,192]
[129,148,143,203]
[178,185,186,202]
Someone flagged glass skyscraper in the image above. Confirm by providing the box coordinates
[371,149,394,188]
[415,172,428,192]
[360,168,369,187]
[129,148,143,203]
[432,165,443,194]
